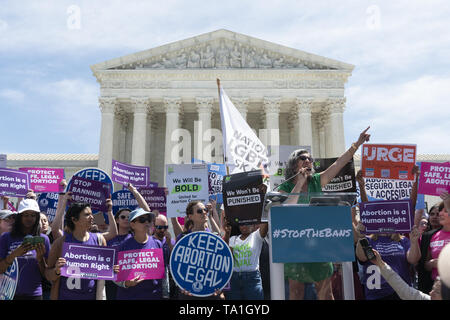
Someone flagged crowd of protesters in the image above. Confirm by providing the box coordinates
[1,126,450,300]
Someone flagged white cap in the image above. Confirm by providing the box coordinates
[18,198,41,214]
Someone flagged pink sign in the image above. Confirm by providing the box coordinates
[116,249,165,282]
[19,167,65,193]
[418,162,450,196]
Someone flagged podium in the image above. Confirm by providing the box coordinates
[262,191,357,300]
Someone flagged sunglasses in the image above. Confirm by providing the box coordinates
[196,208,208,214]
[298,155,313,162]
[135,215,152,223]
[155,225,169,230]
[119,215,129,220]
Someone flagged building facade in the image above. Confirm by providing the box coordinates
[90,29,354,185]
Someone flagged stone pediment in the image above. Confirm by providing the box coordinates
[91,29,354,72]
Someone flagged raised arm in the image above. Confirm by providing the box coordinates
[410,164,420,213]
[127,183,151,212]
[407,226,421,265]
[51,192,71,240]
[320,126,371,187]
[356,169,369,203]
[102,198,118,242]
[171,217,183,238]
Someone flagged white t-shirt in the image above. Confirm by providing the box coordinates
[229,229,264,272]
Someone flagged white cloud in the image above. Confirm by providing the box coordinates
[345,75,450,154]
[0,88,25,104]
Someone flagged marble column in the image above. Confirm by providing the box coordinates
[232,97,249,121]
[98,97,117,175]
[164,97,182,167]
[262,97,281,147]
[195,97,214,162]
[315,109,329,158]
[328,97,346,156]
[295,97,314,153]
[130,97,150,166]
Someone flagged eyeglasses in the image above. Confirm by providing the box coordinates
[155,225,169,230]
[196,208,208,214]
[135,215,152,223]
[119,215,129,220]
[298,155,313,162]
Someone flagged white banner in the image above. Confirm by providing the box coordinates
[218,86,269,174]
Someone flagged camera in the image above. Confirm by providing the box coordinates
[359,238,376,261]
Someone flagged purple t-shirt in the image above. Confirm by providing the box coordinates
[361,236,411,300]
[58,232,102,300]
[107,233,132,249]
[0,232,50,297]
[116,236,163,300]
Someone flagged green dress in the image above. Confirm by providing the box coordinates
[278,173,334,283]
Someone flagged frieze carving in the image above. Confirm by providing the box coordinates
[109,39,335,70]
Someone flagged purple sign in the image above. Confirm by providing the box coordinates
[61,243,116,280]
[418,161,450,196]
[19,167,65,193]
[359,199,414,234]
[111,159,150,187]
[138,187,167,214]
[116,249,165,282]
[68,176,111,212]
[0,168,30,197]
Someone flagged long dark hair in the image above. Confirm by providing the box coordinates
[10,211,41,238]
[65,202,91,232]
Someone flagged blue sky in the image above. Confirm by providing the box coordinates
[1,1,449,155]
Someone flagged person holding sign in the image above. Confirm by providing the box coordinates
[0,199,50,300]
[424,192,450,284]
[114,208,163,300]
[45,201,110,300]
[227,222,268,300]
[279,126,371,300]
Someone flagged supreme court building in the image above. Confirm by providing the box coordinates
[91,29,354,185]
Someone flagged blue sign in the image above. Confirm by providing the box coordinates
[170,231,233,297]
[208,164,226,204]
[111,190,138,215]
[0,258,19,300]
[66,168,114,223]
[37,192,60,222]
[271,205,355,263]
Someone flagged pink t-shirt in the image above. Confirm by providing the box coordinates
[430,230,450,279]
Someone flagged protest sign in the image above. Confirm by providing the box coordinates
[111,190,138,215]
[116,249,165,282]
[361,144,416,180]
[0,154,6,168]
[139,187,167,214]
[111,159,150,187]
[313,157,356,192]
[418,162,450,196]
[0,258,18,300]
[60,243,116,280]
[170,231,233,297]
[0,168,30,197]
[270,205,354,263]
[67,176,111,212]
[208,163,226,204]
[222,170,267,226]
[166,164,209,218]
[267,145,311,190]
[7,201,16,212]
[37,192,59,222]
[359,199,414,234]
[18,167,65,193]
[67,168,114,223]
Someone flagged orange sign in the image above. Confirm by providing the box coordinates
[361,144,417,180]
